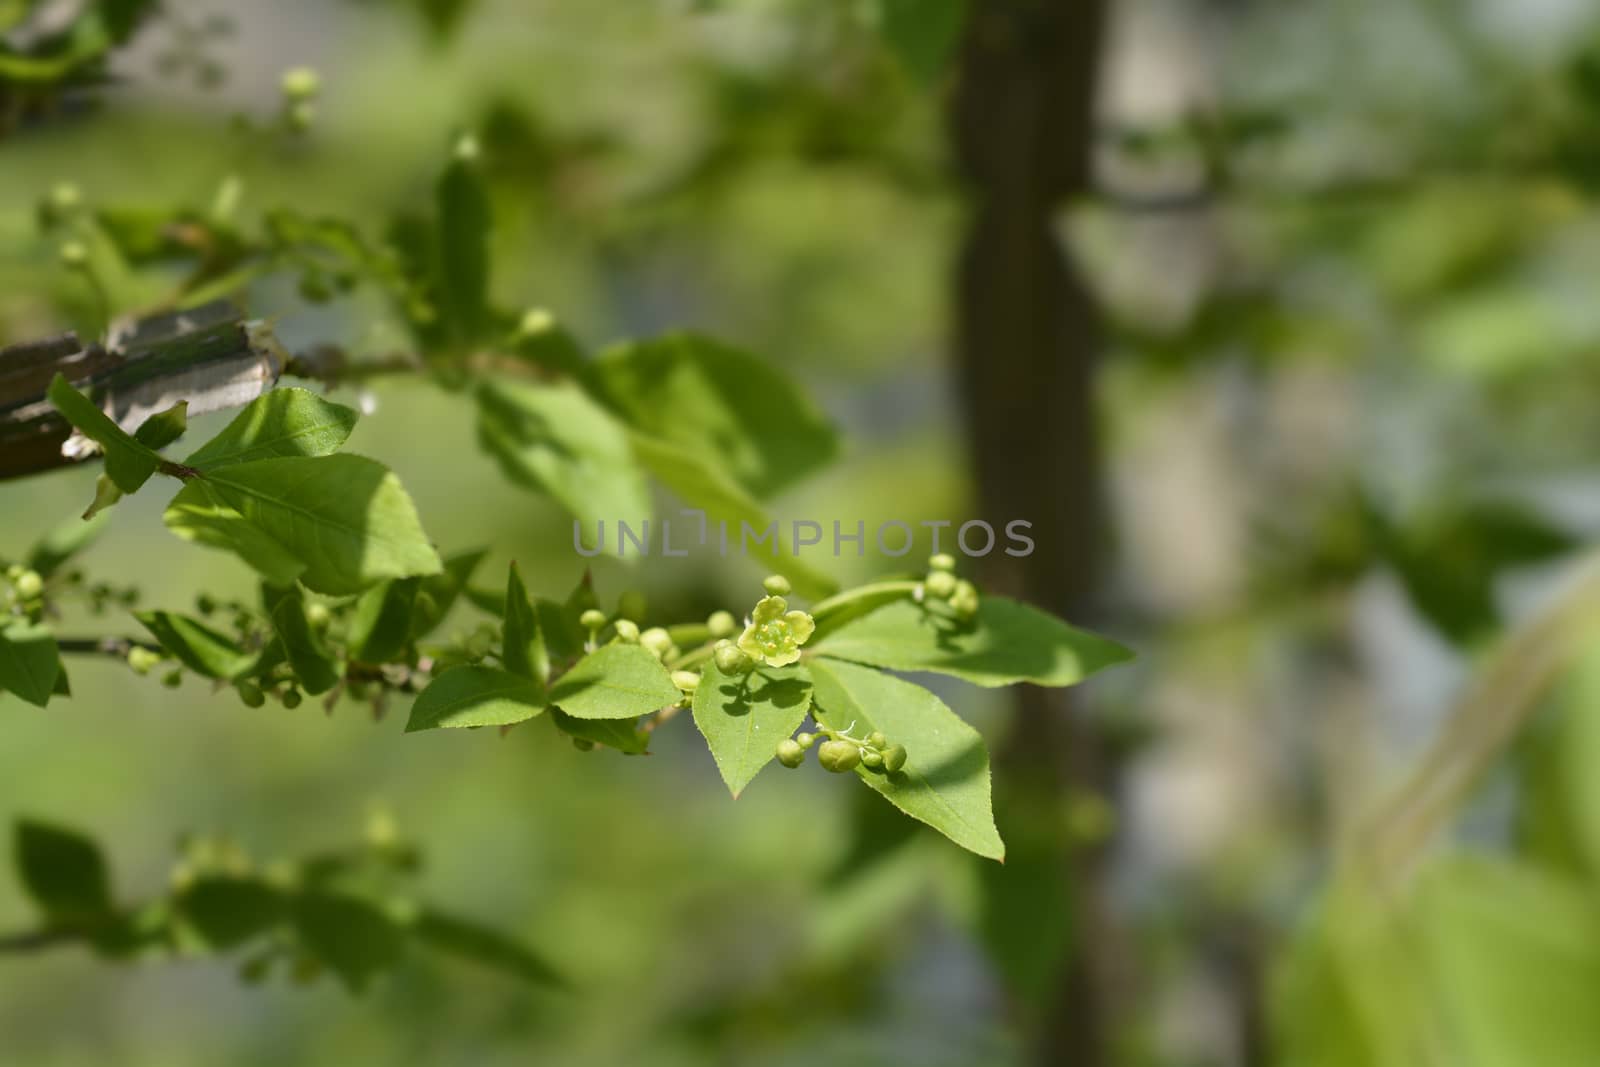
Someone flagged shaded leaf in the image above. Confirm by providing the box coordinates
[14,820,112,924]
[692,661,812,797]
[405,665,546,732]
[47,374,163,493]
[185,388,358,471]
[546,643,679,720]
[548,708,649,754]
[292,890,406,993]
[263,584,341,695]
[0,621,61,708]
[502,561,546,684]
[413,908,564,988]
[346,578,420,664]
[135,611,254,679]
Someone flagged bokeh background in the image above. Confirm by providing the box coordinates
[6,1,1600,1064]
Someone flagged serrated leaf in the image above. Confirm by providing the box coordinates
[692,662,812,797]
[502,561,546,685]
[47,374,164,493]
[347,578,420,664]
[477,378,650,536]
[14,820,113,924]
[292,890,406,993]
[135,611,255,679]
[263,584,341,695]
[0,621,61,708]
[813,596,1132,688]
[548,708,649,754]
[546,643,680,720]
[193,454,442,596]
[586,333,838,498]
[808,658,1003,860]
[185,387,358,471]
[163,480,308,587]
[26,510,111,578]
[413,909,564,988]
[629,432,836,598]
[405,665,546,732]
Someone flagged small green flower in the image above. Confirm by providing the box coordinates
[737,596,814,668]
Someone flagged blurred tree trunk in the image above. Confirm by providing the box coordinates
[949,2,1117,1065]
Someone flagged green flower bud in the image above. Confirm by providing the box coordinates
[929,553,957,573]
[950,579,980,619]
[861,749,883,769]
[127,647,162,676]
[572,737,595,752]
[12,569,43,601]
[613,619,640,642]
[161,669,183,689]
[281,66,320,101]
[237,683,266,708]
[881,744,908,773]
[736,596,815,668]
[671,669,700,693]
[924,569,957,600]
[776,738,806,767]
[305,601,331,629]
[616,591,648,622]
[706,610,737,639]
[640,627,674,659]
[4,564,22,581]
[795,731,816,750]
[518,308,555,337]
[287,101,316,132]
[713,640,753,674]
[580,609,608,631]
[867,731,888,750]
[817,740,861,773]
[281,688,303,709]
[762,574,792,596]
[196,593,217,616]
[59,241,88,269]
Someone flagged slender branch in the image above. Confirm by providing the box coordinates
[0,927,80,954]
[55,635,161,658]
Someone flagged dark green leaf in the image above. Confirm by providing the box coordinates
[347,578,420,664]
[185,388,358,471]
[14,820,113,924]
[548,708,649,754]
[413,908,564,988]
[0,621,61,708]
[808,658,1003,860]
[814,596,1133,688]
[435,145,492,345]
[405,665,546,732]
[47,374,164,493]
[176,876,287,950]
[692,662,813,797]
[412,548,488,637]
[502,561,546,684]
[293,890,406,993]
[135,611,254,679]
[264,584,341,695]
[26,510,111,578]
[546,643,679,720]
[132,400,188,450]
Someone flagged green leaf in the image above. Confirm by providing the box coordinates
[14,820,113,924]
[0,621,61,708]
[163,480,308,587]
[185,388,358,471]
[405,665,546,732]
[195,454,442,596]
[26,510,111,579]
[413,909,564,988]
[586,333,838,498]
[435,146,492,345]
[47,374,164,493]
[813,596,1132,688]
[135,611,255,679]
[477,379,651,535]
[808,658,1004,860]
[176,876,287,950]
[501,561,546,684]
[629,432,837,598]
[874,0,964,84]
[692,662,813,797]
[548,708,649,754]
[411,548,488,637]
[546,643,680,720]
[346,578,420,664]
[263,584,341,695]
[292,890,406,993]
[132,400,188,450]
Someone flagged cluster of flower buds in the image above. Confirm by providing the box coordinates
[922,553,979,619]
[777,723,907,775]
